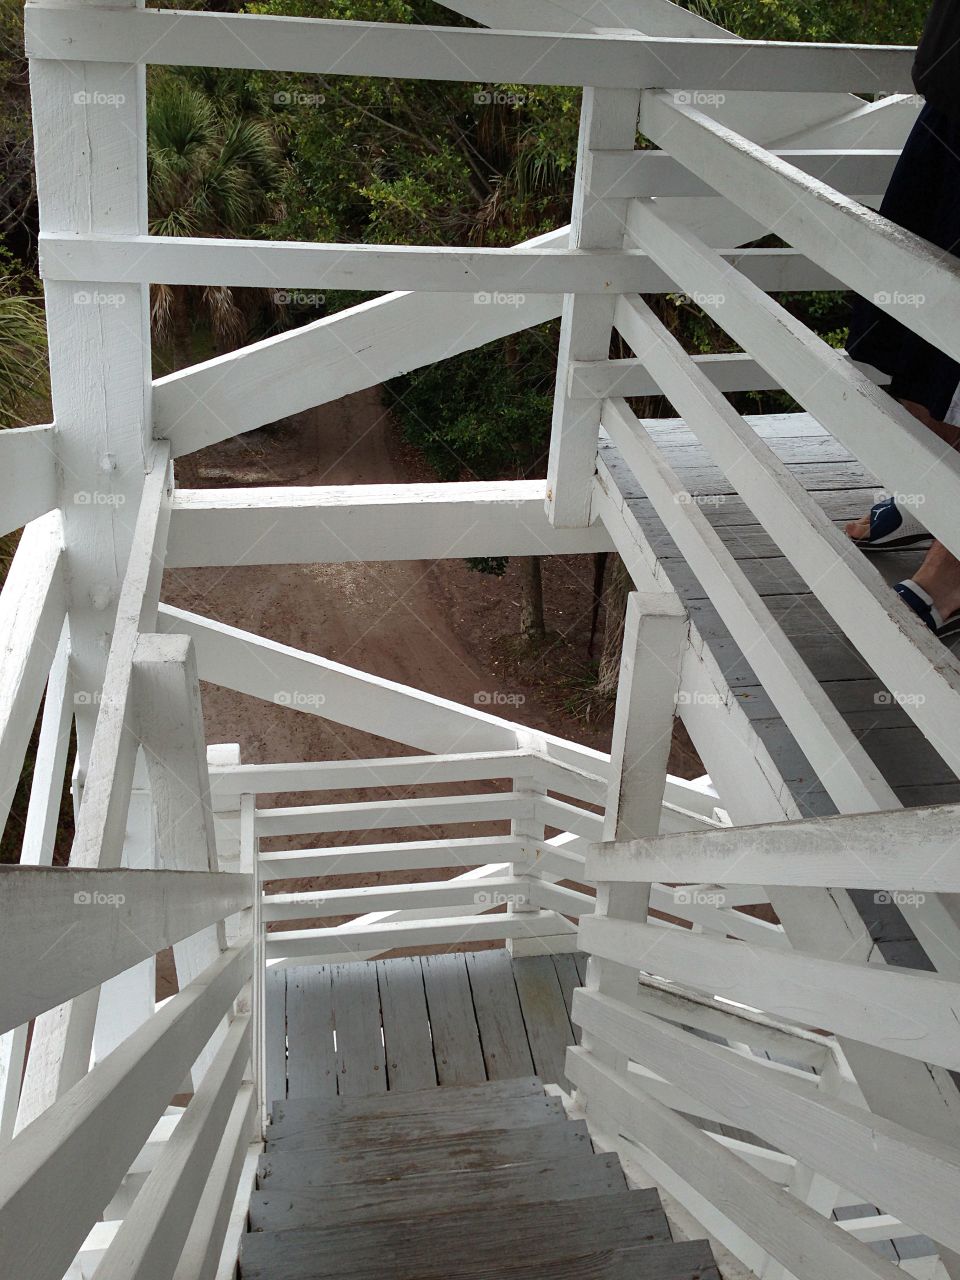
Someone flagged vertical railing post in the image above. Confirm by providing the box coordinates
[546,86,641,527]
[579,592,687,1087]
[21,0,154,1122]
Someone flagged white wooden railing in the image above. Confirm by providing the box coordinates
[4,0,960,1277]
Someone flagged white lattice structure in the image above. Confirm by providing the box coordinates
[3,1,960,1277]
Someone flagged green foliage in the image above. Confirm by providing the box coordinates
[0,248,47,425]
[682,0,928,43]
[388,326,555,482]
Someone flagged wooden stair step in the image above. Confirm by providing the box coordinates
[265,1093,566,1151]
[264,1240,721,1280]
[269,1076,544,1130]
[258,1120,595,1188]
[240,1191,669,1280]
[249,1152,628,1232]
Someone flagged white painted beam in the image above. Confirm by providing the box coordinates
[261,876,531,922]
[590,802,960,892]
[258,836,525,881]
[266,910,574,959]
[0,868,250,1034]
[25,8,914,92]
[581,915,960,1071]
[157,602,608,777]
[166,481,612,567]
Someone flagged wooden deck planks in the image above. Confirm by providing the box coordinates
[513,955,577,1092]
[278,953,585,1103]
[465,948,535,1080]
[421,952,486,1086]
[377,956,436,1093]
[331,961,386,1097]
[285,966,336,1101]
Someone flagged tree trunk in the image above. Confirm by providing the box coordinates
[519,555,546,641]
[596,554,632,697]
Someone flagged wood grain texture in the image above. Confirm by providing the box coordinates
[240,1191,669,1280]
[377,957,436,1093]
[286,967,336,1101]
[465,949,535,1080]
[421,953,486,1086]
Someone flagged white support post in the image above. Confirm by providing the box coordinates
[581,591,687,1086]
[546,86,640,527]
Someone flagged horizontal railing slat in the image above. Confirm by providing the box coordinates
[589,801,960,891]
[566,1047,902,1280]
[575,988,960,1252]
[261,876,531,922]
[0,868,252,1034]
[25,8,915,91]
[580,915,960,1070]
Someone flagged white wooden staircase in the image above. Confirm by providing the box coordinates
[240,1078,721,1280]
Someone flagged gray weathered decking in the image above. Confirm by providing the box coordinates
[265,950,587,1108]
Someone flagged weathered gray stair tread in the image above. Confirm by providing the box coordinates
[249,1152,628,1231]
[240,1191,668,1280]
[243,1239,718,1280]
[259,1119,594,1188]
[266,1093,565,1150]
[270,1076,543,1130]
[393,1240,721,1280]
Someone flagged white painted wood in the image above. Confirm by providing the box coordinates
[629,973,832,1068]
[133,632,228,1085]
[209,751,608,807]
[0,944,251,1280]
[0,511,65,840]
[591,802,960,891]
[625,200,960,561]
[167,480,611,567]
[157,602,607,776]
[172,1086,257,1280]
[24,8,914,91]
[591,146,897,200]
[259,836,525,881]
[601,398,899,812]
[567,1047,903,1280]
[91,1013,251,1280]
[19,621,72,868]
[640,92,960,362]
[0,424,58,535]
[546,85,639,526]
[570,352,785,399]
[154,228,564,456]
[15,451,172,1123]
[261,876,531,922]
[581,915,960,1071]
[256,791,532,837]
[266,910,574,959]
[576,988,960,1253]
[615,284,960,782]
[0,868,249,1034]
[604,404,901,808]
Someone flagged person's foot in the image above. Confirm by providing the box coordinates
[894,542,960,639]
[845,495,930,551]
